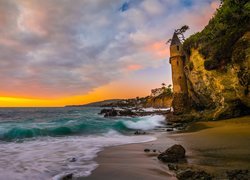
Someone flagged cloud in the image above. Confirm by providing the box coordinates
[0,0,220,98]
[126,64,142,71]
[140,0,164,15]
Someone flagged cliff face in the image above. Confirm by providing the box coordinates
[143,96,172,108]
[185,32,250,119]
[99,93,172,109]
[180,0,250,119]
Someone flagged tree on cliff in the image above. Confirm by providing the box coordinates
[175,25,190,41]
[167,25,189,44]
[163,84,173,97]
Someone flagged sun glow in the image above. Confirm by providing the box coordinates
[0,80,151,107]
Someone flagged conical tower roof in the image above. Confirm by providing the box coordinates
[170,32,181,46]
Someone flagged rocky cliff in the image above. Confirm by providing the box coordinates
[182,0,250,119]
[96,92,172,109]
[143,95,172,108]
[185,33,249,119]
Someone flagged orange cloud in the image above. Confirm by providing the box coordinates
[144,41,170,59]
[126,64,142,71]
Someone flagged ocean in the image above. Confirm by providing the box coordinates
[0,107,166,180]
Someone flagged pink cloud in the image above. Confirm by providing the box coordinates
[145,41,170,59]
[17,1,48,36]
[126,64,143,71]
[0,38,19,47]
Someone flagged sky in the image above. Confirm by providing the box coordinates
[0,0,220,107]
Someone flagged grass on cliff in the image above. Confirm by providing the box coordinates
[183,0,250,70]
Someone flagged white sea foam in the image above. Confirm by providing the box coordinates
[141,107,170,112]
[0,131,156,180]
[123,115,166,130]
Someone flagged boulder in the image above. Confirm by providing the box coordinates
[134,130,140,135]
[60,173,73,180]
[168,164,178,171]
[103,109,118,117]
[100,108,136,117]
[165,144,186,158]
[134,130,146,135]
[167,122,173,126]
[119,109,136,116]
[176,169,212,180]
[158,144,186,163]
[69,157,76,162]
[99,109,110,114]
[144,148,150,152]
[158,153,179,162]
[226,169,249,180]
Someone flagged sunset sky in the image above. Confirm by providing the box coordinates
[0,0,220,107]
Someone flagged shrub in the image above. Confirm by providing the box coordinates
[232,38,248,64]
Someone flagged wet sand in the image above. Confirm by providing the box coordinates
[82,116,250,179]
[83,132,178,180]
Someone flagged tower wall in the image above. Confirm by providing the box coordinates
[169,35,189,115]
[170,44,183,57]
[170,45,188,95]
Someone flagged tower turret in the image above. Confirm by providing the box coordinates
[169,32,188,114]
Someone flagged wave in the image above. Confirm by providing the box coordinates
[0,130,156,180]
[121,115,166,130]
[0,108,165,179]
[0,115,166,141]
[0,124,87,141]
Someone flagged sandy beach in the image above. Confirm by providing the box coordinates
[171,116,250,178]
[83,132,178,180]
[83,116,250,179]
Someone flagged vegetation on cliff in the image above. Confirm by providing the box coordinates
[183,0,250,70]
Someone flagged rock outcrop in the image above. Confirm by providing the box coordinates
[99,108,170,117]
[176,169,212,180]
[143,96,172,109]
[226,169,250,180]
[158,144,186,163]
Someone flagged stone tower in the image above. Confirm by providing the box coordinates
[169,32,188,114]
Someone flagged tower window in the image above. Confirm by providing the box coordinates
[177,46,179,51]
[177,60,179,66]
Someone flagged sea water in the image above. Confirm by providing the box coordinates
[0,107,166,180]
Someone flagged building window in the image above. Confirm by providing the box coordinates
[177,46,179,51]
[177,60,179,66]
